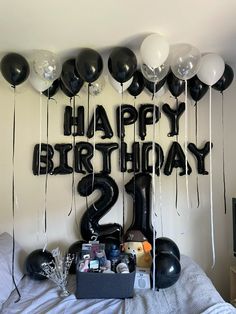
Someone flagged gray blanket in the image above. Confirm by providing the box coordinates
[125,255,236,314]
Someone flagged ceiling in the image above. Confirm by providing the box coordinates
[0,0,236,71]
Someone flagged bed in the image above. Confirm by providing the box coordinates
[0,233,235,314]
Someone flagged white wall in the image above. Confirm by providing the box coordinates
[0,77,235,300]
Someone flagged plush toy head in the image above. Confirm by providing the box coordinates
[123,230,152,268]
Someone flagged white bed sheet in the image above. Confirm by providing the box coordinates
[2,255,235,314]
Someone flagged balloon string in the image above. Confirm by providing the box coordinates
[44,94,49,234]
[158,97,163,237]
[133,97,136,209]
[68,97,76,217]
[221,93,227,214]
[195,103,200,208]
[175,98,179,213]
[11,87,21,303]
[152,82,156,291]
[92,102,96,190]
[121,84,125,233]
[209,86,215,268]
[38,93,42,175]
[184,80,190,208]
[85,84,91,212]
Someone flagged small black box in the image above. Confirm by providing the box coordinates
[76,270,135,299]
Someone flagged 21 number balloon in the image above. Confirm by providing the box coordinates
[1,53,30,86]
[78,173,123,243]
[125,173,153,244]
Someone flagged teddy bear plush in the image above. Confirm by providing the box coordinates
[123,230,152,268]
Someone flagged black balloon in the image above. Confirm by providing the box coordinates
[155,237,180,260]
[61,59,84,95]
[42,79,59,98]
[25,249,54,280]
[125,173,153,244]
[162,102,185,137]
[188,142,212,175]
[142,142,164,176]
[116,104,138,139]
[78,173,123,243]
[108,47,137,83]
[189,75,208,104]
[164,141,192,176]
[167,71,185,98]
[144,77,166,95]
[95,143,119,174]
[153,252,181,289]
[76,48,103,83]
[139,104,161,140]
[1,53,30,86]
[68,240,86,274]
[87,105,113,139]
[127,70,144,97]
[213,64,234,93]
[60,79,75,97]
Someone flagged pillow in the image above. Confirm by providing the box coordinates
[0,232,26,307]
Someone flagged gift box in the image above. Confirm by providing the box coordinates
[75,270,135,299]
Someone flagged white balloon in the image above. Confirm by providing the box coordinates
[31,50,62,81]
[197,54,225,86]
[170,44,201,80]
[140,34,169,68]
[109,74,133,93]
[29,71,52,92]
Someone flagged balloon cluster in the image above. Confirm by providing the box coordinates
[0,36,233,98]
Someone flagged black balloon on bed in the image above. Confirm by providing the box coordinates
[25,249,54,280]
[153,251,181,289]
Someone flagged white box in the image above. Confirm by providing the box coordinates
[134,267,151,289]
